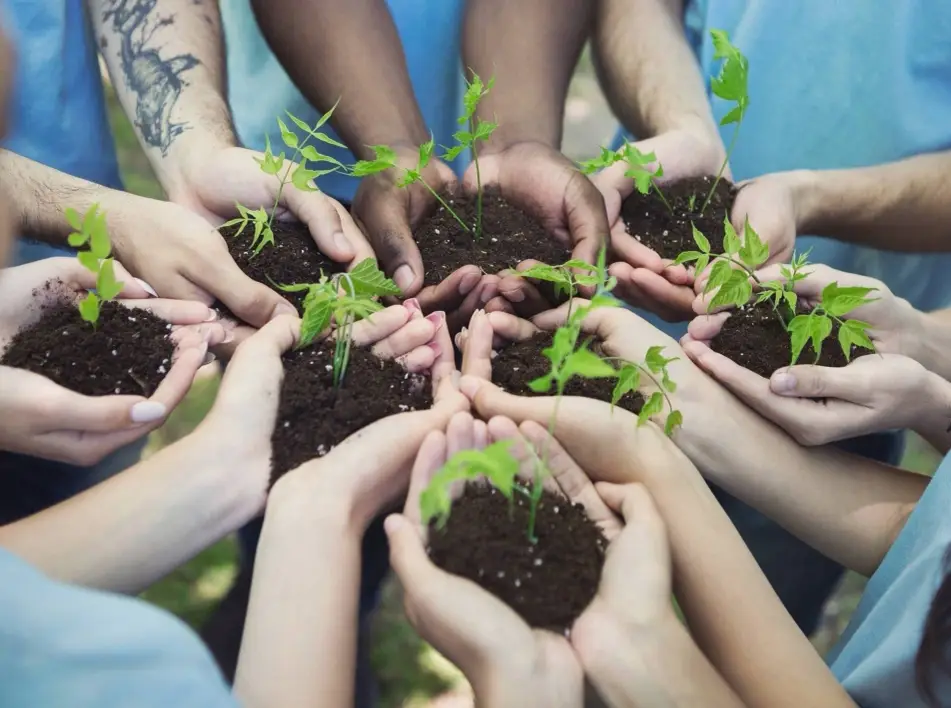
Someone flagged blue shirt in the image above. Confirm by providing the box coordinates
[619,0,951,335]
[0,550,236,707]
[221,0,467,204]
[828,454,951,706]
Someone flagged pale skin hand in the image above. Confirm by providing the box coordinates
[387,412,585,708]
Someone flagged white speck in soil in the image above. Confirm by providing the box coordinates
[478,568,484,577]
[434,228,440,235]
[514,579,521,588]
[283,421,290,428]
[157,365,167,374]
[325,364,333,371]
[166,324,172,330]
[497,571,505,579]
[111,350,117,356]
[513,366,519,371]
[662,230,669,237]
[533,558,543,567]
[553,506,559,514]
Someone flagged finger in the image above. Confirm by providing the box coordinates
[33,426,155,467]
[371,316,438,360]
[169,322,228,349]
[404,430,449,527]
[414,266,483,313]
[610,233,664,274]
[661,260,693,286]
[112,261,155,299]
[358,196,426,296]
[397,345,438,373]
[280,187,355,262]
[496,273,553,319]
[210,322,254,360]
[447,276,497,334]
[770,365,870,403]
[120,298,218,325]
[192,253,298,326]
[461,375,555,424]
[487,310,541,342]
[565,173,610,266]
[483,294,514,316]
[684,312,730,343]
[38,383,162,434]
[350,305,412,347]
[473,419,489,449]
[335,202,376,265]
[460,310,494,379]
[446,411,476,458]
[386,513,439,586]
[144,343,207,411]
[595,482,668,546]
[628,269,695,320]
[426,312,455,370]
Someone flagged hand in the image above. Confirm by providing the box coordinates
[591,130,726,320]
[472,142,609,316]
[729,171,805,270]
[352,145,497,332]
[386,412,584,707]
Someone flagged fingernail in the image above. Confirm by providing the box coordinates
[394,265,415,293]
[135,278,158,297]
[425,311,445,330]
[460,272,481,295]
[427,340,441,357]
[383,514,404,536]
[130,401,167,423]
[333,231,354,256]
[771,372,796,393]
[404,298,422,315]
[204,309,218,322]
[222,329,235,344]
[460,375,482,398]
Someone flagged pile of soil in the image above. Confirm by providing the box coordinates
[270,343,432,480]
[621,176,736,260]
[491,332,645,413]
[414,187,570,285]
[429,481,607,631]
[219,220,343,314]
[1,298,175,397]
[711,300,871,378]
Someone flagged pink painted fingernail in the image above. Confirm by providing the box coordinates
[404,298,422,315]
[426,311,445,329]
[428,340,441,357]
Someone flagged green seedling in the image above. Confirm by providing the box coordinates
[700,29,750,214]
[675,221,877,364]
[65,204,124,327]
[277,258,400,386]
[513,258,605,306]
[224,104,347,255]
[609,346,683,437]
[442,71,498,239]
[579,143,674,215]
[352,139,470,235]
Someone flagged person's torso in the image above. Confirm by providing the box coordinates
[626,0,951,335]
[827,454,951,706]
[221,0,467,204]
[0,0,121,189]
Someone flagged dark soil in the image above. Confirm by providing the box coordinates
[621,176,736,260]
[270,343,432,480]
[218,220,343,315]
[1,297,175,397]
[429,481,607,632]
[711,300,872,378]
[414,187,570,285]
[491,332,644,413]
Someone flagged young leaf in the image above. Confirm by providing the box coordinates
[578,146,623,174]
[637,391,664,427]
[346,258,402,297]
[65,207,83,231]
[473,120,497,142]
[351,145,397,176]
[78,292,100,325]
[67,231,87,248]
[691,224,711,253]
[611,364,641,409]
[782,290,798,311]
[87,209,111,260]
[299,297,333,348]
[291,165,320,192]
[528,373,554,393]
[300,146,347,169]
[738,219,769,269]
[722,217,741,255]
[706,259,734,291]
[837,319,875,360]
[645,345,677,374]
[673,250,702,267]
[287,112,313,134]
[418,138,435,170]
[707,269,752,310]
[313,132,348,149]
[562,348,617,381]
[277,117,299,149]
[96,259,124,302]
[78,250,100,273]
[787,314,813,366]
[664,409,683,436]
[810,314,833,362]
[821,283,877,318]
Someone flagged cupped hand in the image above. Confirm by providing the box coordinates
[591,130,726,320]
[729,171,805,270]
[386,412,584,706]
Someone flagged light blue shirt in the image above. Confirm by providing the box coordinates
[221,0,467,204]
[620,0,951,335]
[828,453,951,706]
[0,550,236,707]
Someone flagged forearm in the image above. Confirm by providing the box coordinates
[234,475,362,708]
[251,0,428,158]
[464,0,593,151]
[584,617,744,708]
[791,150,951,251]
[0,437,260,594]
[673,383,926,577]
[592,0,721,146]
[909,307,951,387]
[89,0,235,199]
[907,368,951,455]
[634,452,853,707]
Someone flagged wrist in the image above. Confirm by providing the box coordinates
[472,657,580,708]
[267,465,364,536]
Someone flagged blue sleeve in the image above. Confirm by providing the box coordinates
[0,550,240,708]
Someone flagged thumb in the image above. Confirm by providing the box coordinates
[194,256,298,328]
[356,192,425,296]
[460,375,556,423]
[770,365,863,402]
[595,482,658,526]
[565,173,610,265]
[385,513,439,596]
[52,391,168,432]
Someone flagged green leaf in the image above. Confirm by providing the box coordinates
[460,71,491,122]
[664,409,683,437]
[443,144,466,162]
[473,119,497,142]
[691,224,710,253]
[783,290,798,311]
[837,319,875,360]
[78,292,100,325]
[96,259,124,301]
[673,250,702,266]
[637,391,664,427]
[611,364,641,409]
[821,283,877,318]
[299,297,333,348]
[313,132,347,149]
[706,259,734,291]
[528,373,554,393]
[286,112,313,134]
[67,232,87,248]
[810,315,833,362]
[346,258,402,297]
[708,270,752,310]
[787,314,813,366]
[418,138,435,170]
[291,165,320,192]
[630,170,653,195]
[695,253,710,276]
[352,145,397,176]
[88,209,111,260]
[65,207,83,231]
[578,146,622,174]
[277,117,299,149]
[276,282,315,294]
[563,348,617,381]
[722,217,741,255]
[738,219,769,269]
[645,345,677,374]
[300,146,346,168]
[719,104,745,127]
[78,250,100,273]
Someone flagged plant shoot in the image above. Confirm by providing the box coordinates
[65,204,124,327]
[579,143,674,215]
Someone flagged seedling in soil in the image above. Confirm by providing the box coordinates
[277,258,400,386]
[224,104,347,255]
[676,220,877,364]
[514,257,606,306]
[65,204,124,327]
[442,71,498,239]
[352,139,470,235]
[700,29,749,214]
[579,143,674,215]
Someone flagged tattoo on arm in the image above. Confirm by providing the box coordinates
[100,0,201,155]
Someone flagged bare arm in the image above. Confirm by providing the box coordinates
[785,150,951,251]
[251,0,429,158]
[88,0,235,201]
[463,0,593,151]
[592,0,721,147]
